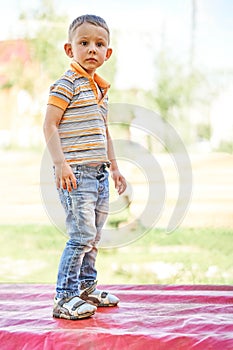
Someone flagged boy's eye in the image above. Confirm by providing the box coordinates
[81,41,88,46]
[97,42,103,47]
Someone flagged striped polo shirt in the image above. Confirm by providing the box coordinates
[48,61,110,165]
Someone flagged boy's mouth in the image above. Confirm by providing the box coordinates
[86,58,97,62]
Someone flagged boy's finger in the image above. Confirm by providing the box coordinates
[118,185,125,195]
[71,174,77,190]
[62,178,67,190]
[118,179,127,195]
[56,177,61,189]
[64,175,77,192]
[66,179,72,192]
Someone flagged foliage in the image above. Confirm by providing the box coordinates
[197,123,212,141]
[0,1,229,150]
[152,51,205,123]
[217,140,233,154]
[0,225,232,285]
[20,0,68,82]
[136,50,217,147]
[5,54,38,93]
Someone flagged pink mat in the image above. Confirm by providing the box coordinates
[0,284,233,349]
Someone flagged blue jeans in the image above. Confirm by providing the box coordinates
[56,164,109,299]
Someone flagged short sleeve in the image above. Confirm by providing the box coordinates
[47,73,74,111]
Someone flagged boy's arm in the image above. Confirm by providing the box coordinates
[43,104,77,192]
[106,126,127,195]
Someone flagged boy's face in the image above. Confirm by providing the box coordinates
[65,22,112,76]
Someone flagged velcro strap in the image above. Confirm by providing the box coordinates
[71,300,86,311]
[80,290,89,300]
[80,281,97,298]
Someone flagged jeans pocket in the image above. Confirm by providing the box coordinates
[73,170,83,186]
[98,170,109,196]
[58,188,72,212]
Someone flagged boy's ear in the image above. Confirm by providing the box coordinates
[105,48,113,61]
[64,43,73,58]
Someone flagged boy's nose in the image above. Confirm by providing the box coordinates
[88,45,96,54]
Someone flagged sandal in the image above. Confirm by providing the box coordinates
[80,281,120,307]
[53,295,97,320]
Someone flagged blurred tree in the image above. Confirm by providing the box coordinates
[1,1,68,97]
[0,0,70,147]
[20,0,68,83]
[153,50,203,122]
[147,49,212,147]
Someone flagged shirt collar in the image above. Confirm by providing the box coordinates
[70,60,110,89]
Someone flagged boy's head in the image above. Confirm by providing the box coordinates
[64,14,112,76]
[68,14,110,44]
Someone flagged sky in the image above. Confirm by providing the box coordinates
[0,0,233,88]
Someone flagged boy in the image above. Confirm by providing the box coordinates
[43,14,127,320]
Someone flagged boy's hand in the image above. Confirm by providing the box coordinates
[55,161,77,192]
[111,169,127,195]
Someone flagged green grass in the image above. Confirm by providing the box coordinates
[0,225,232,285]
